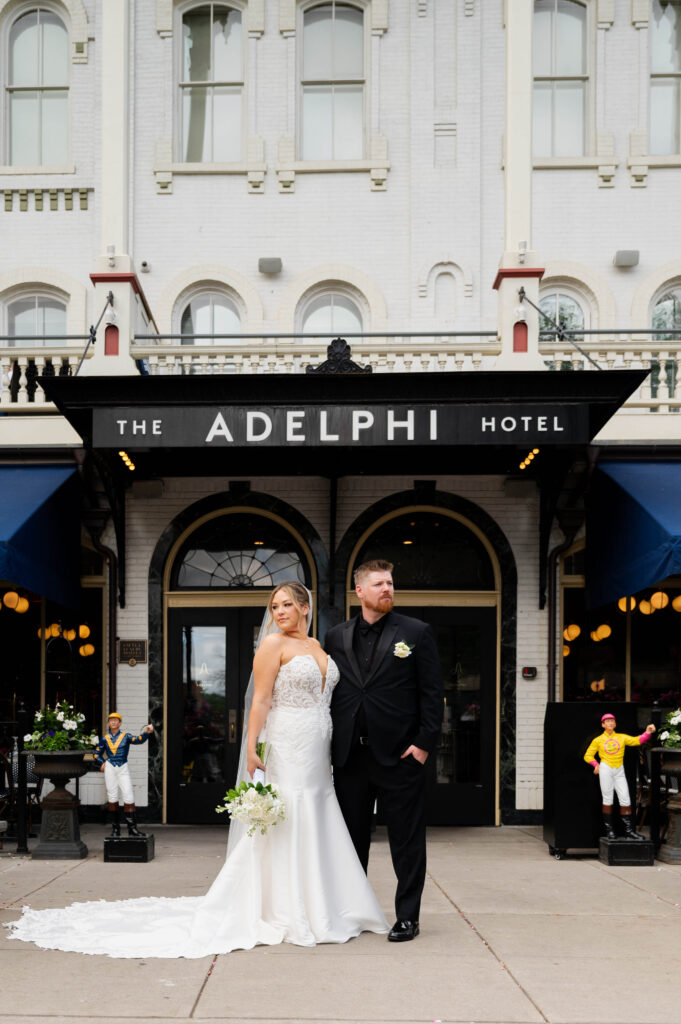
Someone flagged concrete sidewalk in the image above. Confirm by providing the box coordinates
[1,824,679,1024]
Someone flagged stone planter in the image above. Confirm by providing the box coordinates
[29,751,89,859]
[653,747,681,865]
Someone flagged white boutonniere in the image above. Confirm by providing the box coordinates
[394,640,414,659]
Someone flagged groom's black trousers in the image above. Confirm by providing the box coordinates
[333,744,427,922]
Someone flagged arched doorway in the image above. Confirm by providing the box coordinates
[163,507,317,823]
[346,505,503,826]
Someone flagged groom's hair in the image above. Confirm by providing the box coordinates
[353,559,393,586]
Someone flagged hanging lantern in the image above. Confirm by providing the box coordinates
[80,643,95,657]
[15,597,29,613]
[64,628,76,642]
[673,595,681,612]
[3,591,19,610]
[50,622,61,637]
[563,624,581,642]
[563,644,570,657]
[596,623,612,640]
[590,630,600,642]
[618,596,636,613]
[639,600,653,616]
[79,624,91,639]
[650,591,669,610]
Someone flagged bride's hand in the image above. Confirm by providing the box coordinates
[247,750,266,778]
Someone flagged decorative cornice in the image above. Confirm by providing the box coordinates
[493,268,545,291]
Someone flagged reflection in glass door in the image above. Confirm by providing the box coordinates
[399,605,497,825]
[167,607,263,823]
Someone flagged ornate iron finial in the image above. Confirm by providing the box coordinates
[306,337,372,375]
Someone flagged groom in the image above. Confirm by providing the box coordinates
[326,559,443,942]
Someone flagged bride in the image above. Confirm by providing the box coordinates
[7,581,388,957]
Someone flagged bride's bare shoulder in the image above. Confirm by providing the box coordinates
[258,633,286,653]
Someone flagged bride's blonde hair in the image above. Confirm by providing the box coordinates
[267,580,310,624]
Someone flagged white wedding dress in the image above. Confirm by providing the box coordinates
[7,655,388,957]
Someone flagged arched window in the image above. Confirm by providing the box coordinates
[352,511,495,591]
[301,2,365,160]
[650,0,681,155]
[301,289,363,336]
[8,7,69,165]
[180,3,243,162]
[538,290,586,341]
[179,289,241,344]
[5,292,67,345]
[533,0,588,157]
[170,513,310,589]
[652,284,681,340]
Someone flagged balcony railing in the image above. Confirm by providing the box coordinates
[2,330,680,414]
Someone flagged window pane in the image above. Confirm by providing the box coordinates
[42,91,68,164]
[554,80,584,156]
[650,78,679,154]
[333,4,363,77]
[183,6,212,82]
[333,84,363,158]
[651,0,681,74]
[630,587,681,703]
[212,297,240,336]
[41,12,68,86]
[303,293,362,334]
[213,86,241,161]
[652,288,681,340]
[561,589,626,702]
[10,92,40,165]
[302,86,333,159]
[213,8,242,81]
[183,86,211,161]
[37,298,67,338]
[533,82,553,156]
[533,1,553,77]
[555,0,586,76]
[304,5,333,79]
[8,298,37,340]
[10,11,38,87]
[182,294,212,341]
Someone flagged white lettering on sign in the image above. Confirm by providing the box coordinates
[352,410,374,440]
[387,409,414,440]
[481,417,495,431]
[152,420,162,435]
[319,410,339,442]
[133,420,146,434]
[246,411,272,442]
[286,411,305,441]
[537,416,547,431]
[501,417,516,432]
[205,412,234,443]
[553,416,564,431]
[429,409,438,441]
[116,420,128,435]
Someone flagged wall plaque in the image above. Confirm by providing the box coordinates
[118,639,147,665]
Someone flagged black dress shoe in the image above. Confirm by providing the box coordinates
[388,919,420,942]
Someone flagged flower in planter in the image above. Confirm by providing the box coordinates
[660,707,681,748]
[23,700,96,752]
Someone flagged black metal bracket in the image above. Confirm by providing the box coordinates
[518,287,602,371]
[74,291,114,377]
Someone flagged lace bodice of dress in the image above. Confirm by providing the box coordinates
[270,654,339,710]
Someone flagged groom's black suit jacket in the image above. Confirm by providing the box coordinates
[327,610,444,768]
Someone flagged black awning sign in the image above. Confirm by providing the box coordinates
[94,403,588,449]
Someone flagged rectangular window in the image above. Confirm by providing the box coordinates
[301,2,365,160]
[650,0,681,155]
[533,0,588,157]
[179,4,243,163]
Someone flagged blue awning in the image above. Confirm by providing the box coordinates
[0,465,80,608]
[586,461,681,608]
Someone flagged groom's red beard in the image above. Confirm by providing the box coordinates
[364,595,394,615]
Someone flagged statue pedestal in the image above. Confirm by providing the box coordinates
[598,837,654,866]
[104,834,155,863]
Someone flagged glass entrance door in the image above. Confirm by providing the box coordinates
[166,606,263,823]
[399,605,497,825]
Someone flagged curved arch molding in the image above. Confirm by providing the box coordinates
[0,0,89,62]
[334,486,519,820]
[146,488,328,817]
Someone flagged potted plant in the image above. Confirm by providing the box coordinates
[657,707,681,775]
[22,701,99,859]
[653,707,681,865]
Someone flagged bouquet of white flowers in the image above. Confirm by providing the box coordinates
[216,779,285,836]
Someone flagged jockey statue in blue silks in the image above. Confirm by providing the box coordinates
[94,713,154,837]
